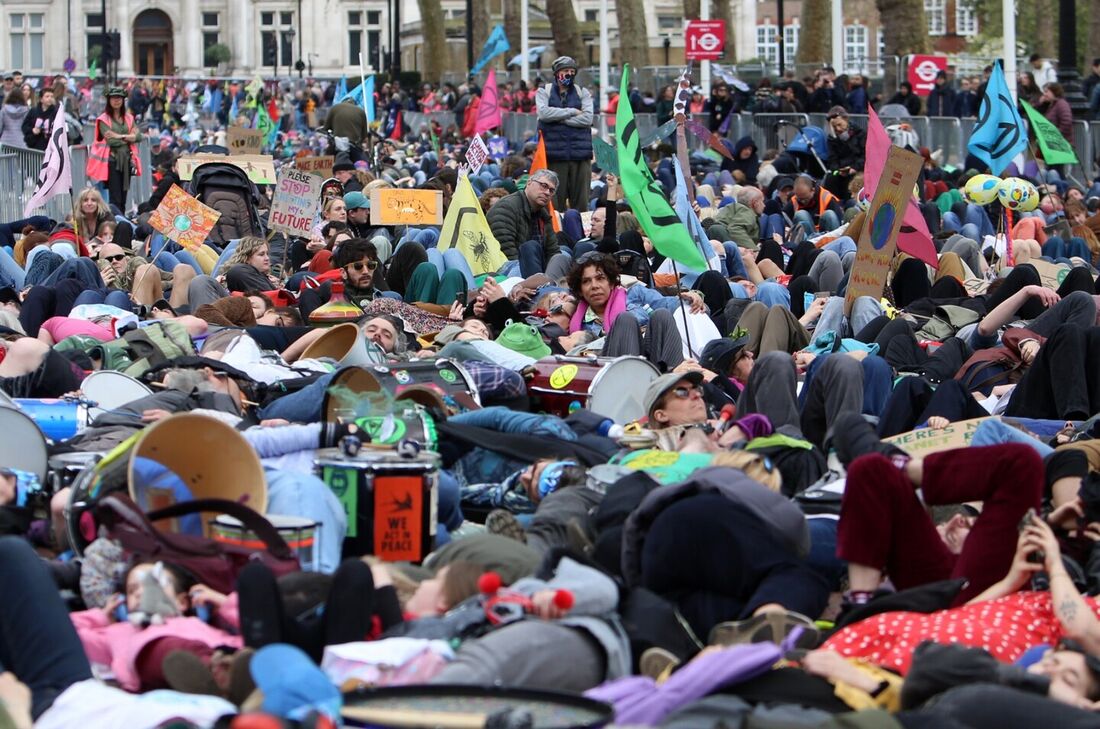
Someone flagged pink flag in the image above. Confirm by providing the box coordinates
[474,68,502,135]
[23,103,72,217]
[864,107,938,267]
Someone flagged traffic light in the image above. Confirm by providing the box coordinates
[263,36,277,67]
[108,31,121,63]
[101,31,114,62]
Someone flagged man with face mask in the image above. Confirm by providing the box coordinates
[536,56,594,212]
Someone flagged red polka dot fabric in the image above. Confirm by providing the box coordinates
[821,591,1091,674]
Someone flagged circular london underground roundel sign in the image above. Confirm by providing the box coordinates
[685,20,727,61]
[906,55,948,97]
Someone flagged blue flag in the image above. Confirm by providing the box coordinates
[334,75,348,103]
[229,95,239,123]
[471,25,510,75]
[673,160,719,273]
[362,76,375,124]
[967,61,1027,175]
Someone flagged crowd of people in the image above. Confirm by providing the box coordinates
[1,50,1100,728]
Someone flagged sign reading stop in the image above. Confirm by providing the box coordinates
[685,20,726,61]
[906,54,948,97]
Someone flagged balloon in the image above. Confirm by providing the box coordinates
[997,177,1039,212]
[856,187,871,210]
[963,174,1002,205]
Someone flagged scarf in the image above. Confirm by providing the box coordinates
[569,285,627,334]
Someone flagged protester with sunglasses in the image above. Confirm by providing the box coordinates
[298,239,383,320]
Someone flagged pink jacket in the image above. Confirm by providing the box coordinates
[569,286,628,334]
[71,597,241,692]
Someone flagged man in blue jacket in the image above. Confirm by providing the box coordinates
[536,56,594,212]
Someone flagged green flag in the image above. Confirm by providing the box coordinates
[88,58,98,81]
[254,103,277,150]
[1020,100,1078,166]
[615,66,708,271]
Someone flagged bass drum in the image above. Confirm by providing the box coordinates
[527,355,660,425]
[0,405,48,485]
[82,370,153,421]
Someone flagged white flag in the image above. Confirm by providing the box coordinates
[23,103,72,217]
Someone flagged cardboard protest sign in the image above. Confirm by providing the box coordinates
[884,416,996,455]
[228,127,265,155]
[369,188,443,225]
[177,155,277,185]
[269,168,323,238]
[148,185,221,251]
[844,146,923,315]
[465,134,489,175]
[593,137,620,175]
[1028,259,1073,290]
[296,155,335,179]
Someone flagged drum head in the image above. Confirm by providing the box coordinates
[82,370,153,420]
[341,684,613,728]
[0,387,15,409]
[323,367,386,424]
[588,356,660,424]
[0,407,48,483]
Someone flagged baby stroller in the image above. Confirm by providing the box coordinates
[187,162,265,249]
[782,125,830,178]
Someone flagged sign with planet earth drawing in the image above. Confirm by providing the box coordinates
[844,146,923,315]
[148,185,221,252]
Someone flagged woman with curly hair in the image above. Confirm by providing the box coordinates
[217,236,278,292]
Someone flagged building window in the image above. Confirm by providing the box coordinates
[955,0,978,36]
[657,15,682,31]
[367,11,381,24]
[86,12,105,61]
[925,0,945,36]
[783,22,799,67]
[202,13,220,51]
[348,11,363,65]
[844,24,868,72]
[10,13,45,71]
[348,10,384,68]
[584,9,598,22]
[756,23,778,67]
[261,11,295,66]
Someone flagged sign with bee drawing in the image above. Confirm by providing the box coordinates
[369,188,444,225]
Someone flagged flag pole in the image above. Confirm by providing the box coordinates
[670,260,696,359]
[358,53,374,172]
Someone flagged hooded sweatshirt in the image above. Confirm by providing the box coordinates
[721,135,759,184]
[0,104,28,147]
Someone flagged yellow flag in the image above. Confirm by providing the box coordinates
[437,174,508,275]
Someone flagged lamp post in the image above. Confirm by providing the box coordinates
[663,36,670,66]
[285,27,297,80]
[1056,0,1088,116]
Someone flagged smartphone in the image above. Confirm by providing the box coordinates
[814,291,831,300]
[455,290,468,307]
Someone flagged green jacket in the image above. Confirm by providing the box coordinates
[486,190,559,261]
[712,202,760,250]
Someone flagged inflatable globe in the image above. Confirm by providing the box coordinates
[997,177,1039,212]
[963,174,1002,205]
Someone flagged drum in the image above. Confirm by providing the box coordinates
[350,406,438,450]
[526,355,660,424]
[82,370,153,420]
[211,514,320,572]
[341,685,613,728]
[14,398,89,441]
[314,448,438,562]
[322,359,479,423]
[0,406,48,484]
[48,452,104,499]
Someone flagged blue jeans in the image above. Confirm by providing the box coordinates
[427,248,476,290]
[759,213,785,241]
[755,281,790,307]
[213,239,241,274]
[0,247,26,289]
[943,204,994,238]
[822,235,857,258]
[518,239,547,277]
[812,295,881,344]
[435,471,463,545]
[793,209,841,235]
[258,370,340,423]
[1042,236,1091,261]
[148,234,204,275]
[73,289,132,310]
[806,517,846,591]
[970,418,1055,458]
[722,243,749,279]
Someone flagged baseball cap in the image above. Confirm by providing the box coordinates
[700,335,750,375]
[643,371,704,418]
[343,191,370,210]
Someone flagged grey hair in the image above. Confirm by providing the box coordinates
[529,168,559,188]
[736,187,763,206]
[161,368,215,393]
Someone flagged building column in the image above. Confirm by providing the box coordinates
[116,0,133,76]
[181,1,201,73]
[231,0,253,72]
[733,0,756,63]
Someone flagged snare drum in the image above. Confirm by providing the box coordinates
[323,359,479,422]
[526,355,660,424]
[48,452,104,498]
[14,398,89,441]
[82,370,153,420]
[351,407,438,450]
[314,448,438,562]
[211,514,320,572]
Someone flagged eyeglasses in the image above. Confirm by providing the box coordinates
[103,253,126,263]
[669,386,698,400]
[531,179,557,195]
[344,259,379,272]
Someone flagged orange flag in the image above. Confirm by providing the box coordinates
[530,133,562,233]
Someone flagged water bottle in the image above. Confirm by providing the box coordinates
[597,419,625,440]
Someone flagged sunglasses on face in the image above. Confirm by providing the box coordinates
[103,253,126,263]
[669,386,697,399]
[345,259,379,272]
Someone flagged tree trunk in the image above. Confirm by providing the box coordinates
[683,0,700,21]
[1034,0,1055,58]
[504,0,522,60]
[1086,0,1100,69]
[876,0,930,93]
[714,0,735,62]
[546,0,584,61]
[418,0,448,83]
[796,0,830,64]
[472,0,490,63]
[617,0,651,72]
